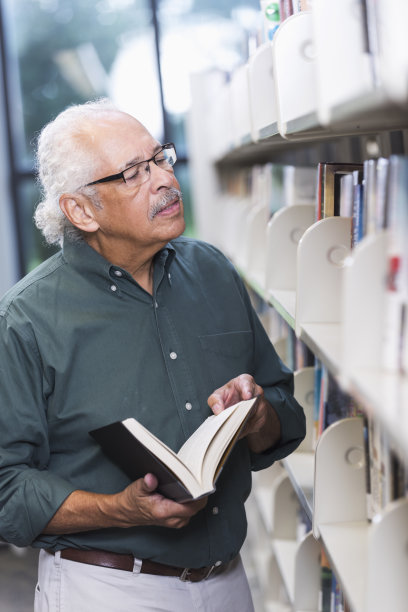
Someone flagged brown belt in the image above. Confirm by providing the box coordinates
[46,548,226,582]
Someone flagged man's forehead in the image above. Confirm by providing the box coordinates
[93,110,147,136]
[86,112,157,167]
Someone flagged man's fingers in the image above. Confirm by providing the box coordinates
[207,389,228,414]
[209,376,248,409]
[141,473,159,493]
[238,375,254,399]
[208,374,261,415]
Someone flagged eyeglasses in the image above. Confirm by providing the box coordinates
[83,143,177,189]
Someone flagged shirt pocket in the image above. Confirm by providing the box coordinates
[199,330,254,390]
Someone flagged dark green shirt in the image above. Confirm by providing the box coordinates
[0,236,305,567]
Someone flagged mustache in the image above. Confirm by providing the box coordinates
[149,188,183,220]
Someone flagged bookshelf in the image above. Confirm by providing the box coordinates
[187,1,408,610]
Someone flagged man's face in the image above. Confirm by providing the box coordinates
[83,112,185,255]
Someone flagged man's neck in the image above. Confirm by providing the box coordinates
[85,235,163,295]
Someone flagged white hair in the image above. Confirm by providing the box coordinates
[34,98,121,247]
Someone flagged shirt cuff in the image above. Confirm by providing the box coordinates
[250,386,306,471]
[0,471,76,547]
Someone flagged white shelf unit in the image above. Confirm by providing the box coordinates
[249,461,320,612]
[314,418,408,612]
[187,1,408,610]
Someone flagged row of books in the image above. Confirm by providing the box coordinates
[313,356,408,520]
[249,293,353,610]
[318,156,408,374]
[366,414,408,520]
[249,285,408,518]
[295,483,351,611]
[223,154,408,375]
[250,291,406,611]
[319,548,351,612]
[260,0,313,43]
[313,360,361,445]
[228,154,408,253]
[248,290,314,371]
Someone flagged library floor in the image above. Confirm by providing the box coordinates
[0,542,265,612]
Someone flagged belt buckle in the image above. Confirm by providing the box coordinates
[179,564,216,582]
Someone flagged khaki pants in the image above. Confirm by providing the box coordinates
[34,549,255,612]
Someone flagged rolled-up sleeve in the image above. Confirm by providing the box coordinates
[0,315,75,546]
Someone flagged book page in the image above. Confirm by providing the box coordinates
[177,404,238,481]
[122,418,202,496]
[177,398,256,483]
[199,400,254,491]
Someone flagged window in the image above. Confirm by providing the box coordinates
[1,0,260,275]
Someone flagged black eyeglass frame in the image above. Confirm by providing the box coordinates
[83,142,177,188]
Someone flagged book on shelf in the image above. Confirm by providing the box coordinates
[319,548,333,612]
[313,362,361,447]
[319,547,350,612]
[279,0,294,22]
[90,396,259,502]
[349,156,390,241]
[296,505,312,542]
[313,358,322,447]
[375,157,390,231]
[365,413,408,520]
[362,158,377,236]
[381,155,408,373]
[339,172,353,219]
[331,572,345,612]
[316,162,364,220]
[351,168,364,247]
[294,335,314,369]
[284,327,314,372]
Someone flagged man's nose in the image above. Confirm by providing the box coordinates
[149,161,175,190]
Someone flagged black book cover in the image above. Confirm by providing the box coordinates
[89,422,193,502]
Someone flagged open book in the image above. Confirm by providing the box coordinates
[89,396,259,502]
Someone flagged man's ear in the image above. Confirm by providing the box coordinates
[60,194,100,234]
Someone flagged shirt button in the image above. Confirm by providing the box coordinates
[114,270,122,277]
[212,506,219,515]
[170,352,177,360]
[110,284,117,292]
[155,301,159,308]
[185,402,192,411]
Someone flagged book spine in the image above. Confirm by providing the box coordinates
[313,358,322,448]
[318,548,332,612]
[351,170,364,248]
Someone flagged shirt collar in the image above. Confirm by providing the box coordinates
[62,238,176,287]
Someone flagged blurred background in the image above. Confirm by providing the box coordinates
[0,0,262,281]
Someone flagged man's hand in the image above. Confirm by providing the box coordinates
[116,473,207,529]
[207,373,281,453]
[43,474,207,535]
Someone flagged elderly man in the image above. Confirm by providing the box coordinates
[0,99,305,611]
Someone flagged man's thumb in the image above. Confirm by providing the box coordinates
[141,473,158,493]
